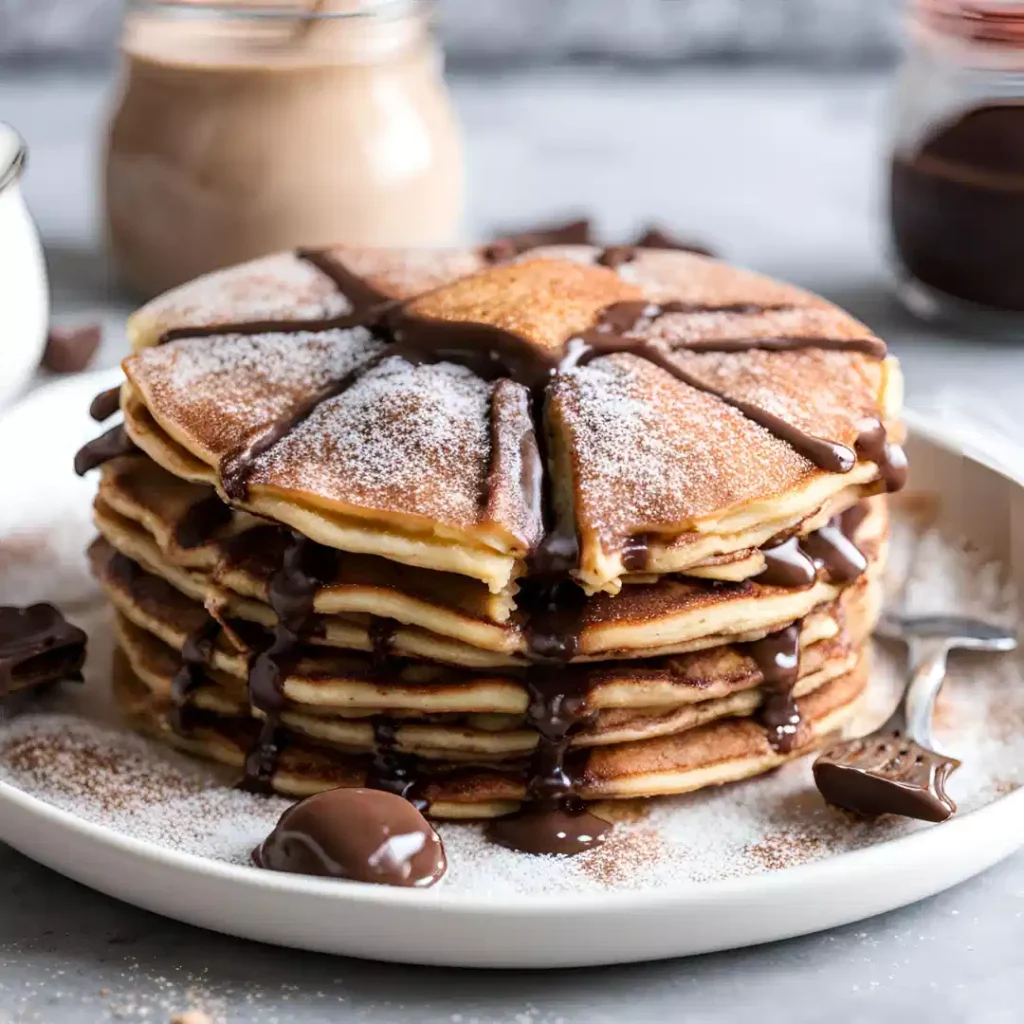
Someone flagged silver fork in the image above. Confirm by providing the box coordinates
[813,613,1017,822]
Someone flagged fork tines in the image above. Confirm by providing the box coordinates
[813,731,961,822]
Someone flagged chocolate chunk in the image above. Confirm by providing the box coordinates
[42,324,102,374]
[632,225,715,257]
[252,787,447,887]
[596,245,638,269]
[0,604,87,696]
[485,217,595,260]
[814,740,959,823]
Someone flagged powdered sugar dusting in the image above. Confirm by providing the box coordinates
[671,346,882,445]
[126,328,382,457]
[0,520,1020,897]
[247,355,495,531]
[135,253,352,336]
[551,354,811,543]
[0,713,287,862]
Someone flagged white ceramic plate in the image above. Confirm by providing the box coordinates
[1,372,1023,969]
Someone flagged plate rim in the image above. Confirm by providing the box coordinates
[2,401,1024,915]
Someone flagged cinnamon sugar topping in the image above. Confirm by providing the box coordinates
[134,253,352,339]
[550,355,812,547]
[125,328,383,458]
[246,356,500,533]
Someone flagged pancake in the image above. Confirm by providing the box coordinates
[89,491,885,667]
[114,612,860,760]
[76,243,904,838]
[107,542,881,722]
[108,246,904,595]
[97,454,518,629]
[112,646,868,816]
[121,354,541,593]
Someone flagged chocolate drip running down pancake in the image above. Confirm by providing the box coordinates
[75,242,903,858]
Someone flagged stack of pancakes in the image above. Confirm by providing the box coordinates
[78,243,904,821]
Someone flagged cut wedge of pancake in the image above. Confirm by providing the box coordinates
[112,646,868,816]
[96,456,520,644]
[122,349,542,593]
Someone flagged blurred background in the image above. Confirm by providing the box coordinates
[0,0,1020,432]
[1,0,904,66]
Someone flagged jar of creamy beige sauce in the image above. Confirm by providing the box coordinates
[105,0,464,298]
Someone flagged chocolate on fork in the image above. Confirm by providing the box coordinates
[814,613,1017,822]
[0,604,88,697]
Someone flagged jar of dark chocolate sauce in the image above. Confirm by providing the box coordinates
[890,1,1024,331]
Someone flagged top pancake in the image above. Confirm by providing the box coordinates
[117,245,902,593]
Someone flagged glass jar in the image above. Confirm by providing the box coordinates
[889,1,1024,333]
[105,0,464,298]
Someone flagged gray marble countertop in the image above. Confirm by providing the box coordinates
[2,67,1023,1023]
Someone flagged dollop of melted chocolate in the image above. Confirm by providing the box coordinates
[252,787,447,887]
[486,804,611,856]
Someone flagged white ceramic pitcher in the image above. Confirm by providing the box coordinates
[0,122,48,410]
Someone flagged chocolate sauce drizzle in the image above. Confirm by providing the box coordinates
[578,301,889,359]
[169,617,221,734]
[296,248,394,318]
[216,525,421,798]
[743,503,872,748]
[567,306,880,474]
[521,670,593,803]
[855,417,909,493]
[486,663,612,856]
[367,719,428,811]
[758,537,817,588]
[368,617,399,674]
[482,576,612,854]
[758,508,868,589]
[174,494,233,550]
[487,220,714,266]
[743,623,803,752]
[239,531,336,793]
[155,249,390,347]
[73,424,138,476]
[219,353,386,500]
[482,217,594,263]
[109,246,904,833]
[89,385,122,423]
[242,719,285,796]
[801,517,869,584]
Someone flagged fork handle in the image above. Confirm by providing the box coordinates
[890,637,951,750]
